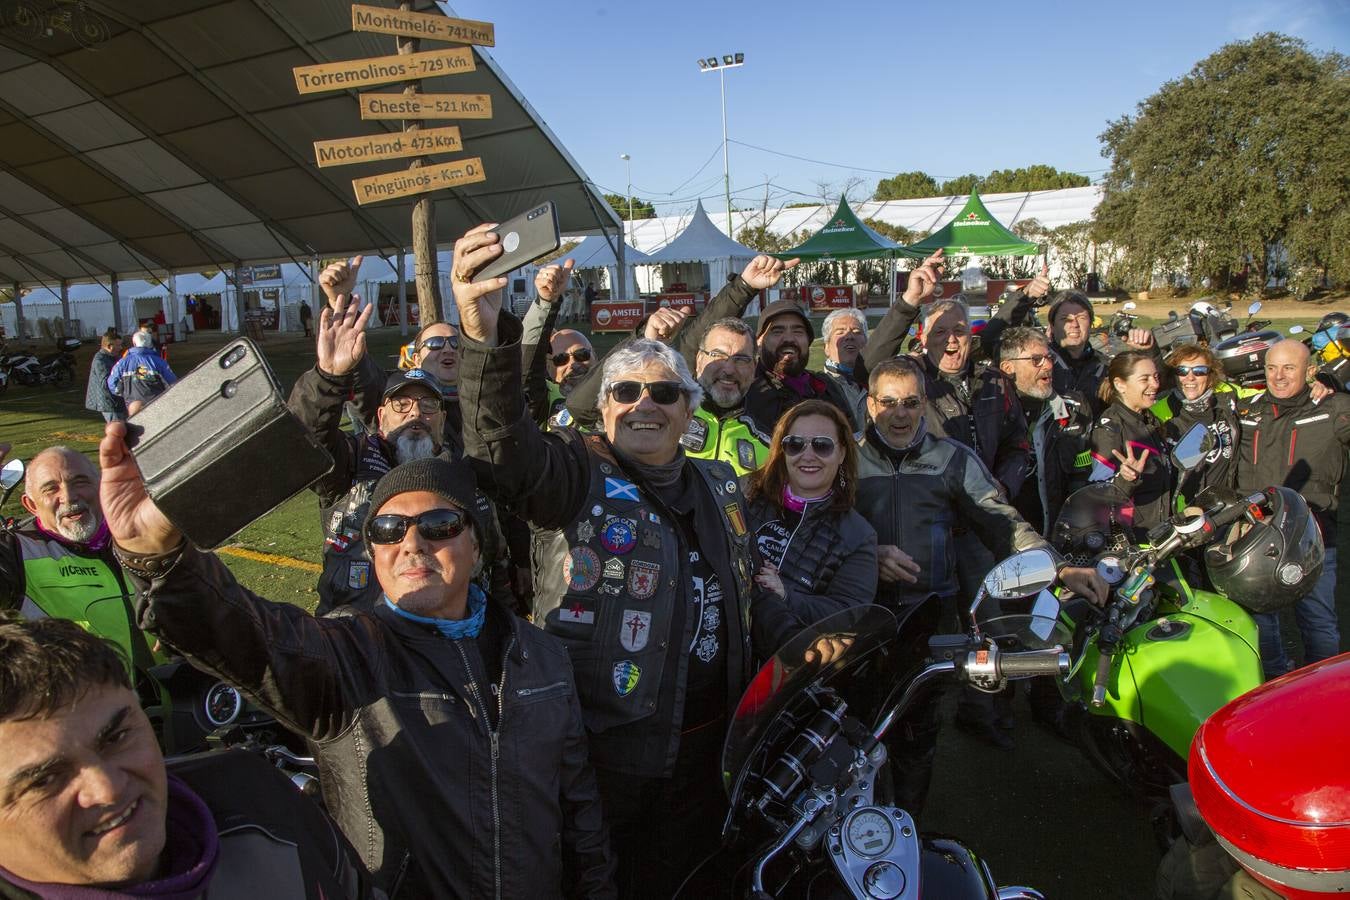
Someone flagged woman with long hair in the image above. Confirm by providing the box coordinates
[1089,350,1173,538]
[1151,343,1242,504]
[745,399,878,620]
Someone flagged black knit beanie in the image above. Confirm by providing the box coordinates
[362,457,484,542]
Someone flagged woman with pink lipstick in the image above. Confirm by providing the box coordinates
[1088,350,1174,539]
[745,400,878,620]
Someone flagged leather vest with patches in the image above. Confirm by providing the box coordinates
[531,436,754,736]
[680,405,770,475]
[318,435,391,613]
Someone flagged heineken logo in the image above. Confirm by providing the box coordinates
[953,216,990,228]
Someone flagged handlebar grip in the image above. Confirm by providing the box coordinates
[1091,653,1113,707]
[998,649,1071,679]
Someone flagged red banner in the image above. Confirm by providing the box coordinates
[806,285,854,311]
[646,292,705,315]
[591,302,645,333]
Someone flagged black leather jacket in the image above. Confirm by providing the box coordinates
[1088,401,1174,539]
[130,546,615,900]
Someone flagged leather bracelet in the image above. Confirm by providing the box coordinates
[113,542,186,579]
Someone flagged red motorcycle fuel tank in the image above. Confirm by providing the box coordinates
[1189,653,1350,899]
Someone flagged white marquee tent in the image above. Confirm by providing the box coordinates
[638,201,758,295]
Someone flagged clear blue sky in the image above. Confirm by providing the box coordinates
[444,0,1347,215]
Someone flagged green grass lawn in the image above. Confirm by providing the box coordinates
[0,312,1326,607]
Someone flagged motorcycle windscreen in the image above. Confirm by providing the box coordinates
[721,605,897,805]
[1051,481,1135,563]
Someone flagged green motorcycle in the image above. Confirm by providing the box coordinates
[1047,427,1269,814]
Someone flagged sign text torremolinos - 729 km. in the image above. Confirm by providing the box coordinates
[293,46,474,94]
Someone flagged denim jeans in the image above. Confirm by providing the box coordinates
[1254,545,1340,677]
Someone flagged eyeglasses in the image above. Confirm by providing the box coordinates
[417,335,459,353]
[782,435,837,457]
[551,348,592,367]
[1174,365,1211,377]
[698,347,754,367]
[871,395,924,410]
[367,508,467,544]
[387,394,441,414]
[1007,353,1055,367]
[608,380,686,405]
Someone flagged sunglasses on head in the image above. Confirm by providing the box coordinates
[418,335,459,353]
[1174,365,1211,377]
[608,380,686,405]
[552,348,592,367]
[367,508,467,545]
[782,435,837,457]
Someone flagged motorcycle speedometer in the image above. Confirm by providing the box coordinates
[845,808,895,858]
[203,682,243,727]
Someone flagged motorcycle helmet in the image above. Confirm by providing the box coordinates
[1204,487,1325,614]
[1313,311,1347,353]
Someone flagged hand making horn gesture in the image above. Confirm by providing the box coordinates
[1112,444,1151,482]
[903,249,945,305]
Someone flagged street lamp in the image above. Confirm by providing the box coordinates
[696,52,745,234]
[619,153,633,228]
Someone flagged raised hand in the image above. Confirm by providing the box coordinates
[741,255,800,291]
[1025,260,1051,299]
[99,421,181,556]
[644,306,692,343]
[318,255,364,306]
[451,223,506,346]
[1124,327,1155,350]
[1111,445,1151,482]
[535,259,575,304]
[903,250,945,305]
[316,292,372,377]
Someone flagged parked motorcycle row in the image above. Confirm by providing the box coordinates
[0,335,81,391]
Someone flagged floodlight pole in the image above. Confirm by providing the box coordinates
[698,54,744,235]
[620,153,633,225]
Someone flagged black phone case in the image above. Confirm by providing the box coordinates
[473,201,560,282]
[127,338,333,550]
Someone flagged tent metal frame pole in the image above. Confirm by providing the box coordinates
[11,281,23,341]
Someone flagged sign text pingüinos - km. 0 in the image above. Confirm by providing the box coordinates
[351,157,487,205]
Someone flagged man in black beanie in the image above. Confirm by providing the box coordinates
[96,426,616,899]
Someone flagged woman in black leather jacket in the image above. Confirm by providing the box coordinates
[1153,344,1241,503]
[745,399,878,621]
[1089,350,1173,539]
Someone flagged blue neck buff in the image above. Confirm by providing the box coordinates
[384,583,487,639]
[825,358,853,376]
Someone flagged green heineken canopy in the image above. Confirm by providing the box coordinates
[775,198,918,261]
[902,191,1041,257]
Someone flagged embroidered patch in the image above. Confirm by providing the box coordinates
[628,560,660,599]
[601,517,638,554]
[604,477,640,501]
[603,557,626,580]
[551,408,573,428]
[619,609,651,652]
[725,479,737,494]
[724,502,747,536]
[559,602,595,624]
[347,561,370,590]
[563,547,601,592]
[598,582,623,597]
[681,416,710,452]
[592,504,604,517]
[737,440,757,471]
[613,660,642,696]
[640,528,661,549]
[576,520,596,544]
[600,462,614,475]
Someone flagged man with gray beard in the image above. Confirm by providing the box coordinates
[289,293,501,614]
[0,446,167,701]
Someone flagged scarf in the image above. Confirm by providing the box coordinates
[616,446,686,491]
[868,417,929,461]
[824,359,853,377]
[384,582,487,639]
[783,484,832,513]
[33,517,111,553]
[1178,387,1215,417]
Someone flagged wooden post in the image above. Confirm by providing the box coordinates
[110,272,123,334]
[60,280,71,336]
[12,282,24,340]
[232,264,245,334]
[398,0,443,326]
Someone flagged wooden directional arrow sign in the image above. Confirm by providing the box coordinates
[358,93,492,120]
[313,126,463,168]
[351,5,494,46]
[351,157,486,205]
[293,47,474,95]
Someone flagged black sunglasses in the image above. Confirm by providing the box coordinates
[1174,365,1211,377]
[367,508,467,545]
[418,335,459,353]
[552,348,592,367]
[608,380,685,405]
[782,435,838,457]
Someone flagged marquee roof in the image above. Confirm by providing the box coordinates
[642,200,757,265]
[0,0,618,288]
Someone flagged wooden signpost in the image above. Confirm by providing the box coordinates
[350,4,494,46]
[293,2,499,325]
[357,93,492,120]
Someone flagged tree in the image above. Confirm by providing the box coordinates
[939,173,983,196]
[736,225,795,254]
[1094,33,1349,293]
[863,218,919,245]
[982,165,1090,193]
[603,193,655,220]
[874,171,940,200]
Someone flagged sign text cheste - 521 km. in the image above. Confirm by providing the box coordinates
[358,93,492,120]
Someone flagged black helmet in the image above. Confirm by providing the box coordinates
[1204,487,1325,614]
[1317,311,1348,335]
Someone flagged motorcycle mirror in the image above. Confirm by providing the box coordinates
[1288,325,1305,335]
[1171,423,1214,471]
[0,458,23,491]
[981,549,1060,601]
[1247,301,1262,317]
[1122,301,1137,312]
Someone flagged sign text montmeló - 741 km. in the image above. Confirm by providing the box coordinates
[351,157,486,206]
[292,46,473,94]
[350,4,494,46]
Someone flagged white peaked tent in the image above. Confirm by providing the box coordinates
[641,201,757,294]
[564,235,652,299]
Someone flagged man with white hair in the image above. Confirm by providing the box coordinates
[450,222,806,898]
[106,330,177,415]
[0,446,165,698]
[821,306,870,428]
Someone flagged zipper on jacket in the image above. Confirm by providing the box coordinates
[453,634,515,900]
[516,680,567,697]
